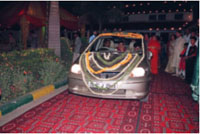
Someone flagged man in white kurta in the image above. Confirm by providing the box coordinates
[171,31,186,76]
[73,33,82,62]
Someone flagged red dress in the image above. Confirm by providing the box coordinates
[117,46,126,52]
[148,40,161,74]
[179,48,187,70]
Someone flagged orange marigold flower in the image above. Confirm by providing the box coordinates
[24,71,27,75]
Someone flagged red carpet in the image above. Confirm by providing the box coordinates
[0,72,199,133]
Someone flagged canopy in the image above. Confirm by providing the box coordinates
[0,2,79,30]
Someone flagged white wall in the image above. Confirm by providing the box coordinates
[118,12,193,23]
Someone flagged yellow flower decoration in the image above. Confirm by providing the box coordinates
[86,51,132,74]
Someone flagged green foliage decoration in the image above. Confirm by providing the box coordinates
[0,48,71,105]
[39,60,67,86]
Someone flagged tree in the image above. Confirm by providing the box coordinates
[48,1,61,57]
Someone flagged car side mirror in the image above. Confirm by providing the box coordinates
[148,51,152,60]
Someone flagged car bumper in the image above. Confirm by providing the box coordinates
[68,74,151,99]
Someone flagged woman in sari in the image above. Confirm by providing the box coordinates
[165,34,176,73]
[148,35,161,74]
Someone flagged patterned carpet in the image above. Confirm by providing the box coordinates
[0,72,199,133]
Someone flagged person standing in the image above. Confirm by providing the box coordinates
[30,30,38,49]
[144,33,149,47]
[118,28,122,32]
[88,30,97,43]
[185,36,198,84]
[183,28,191,43]
[171,31,186,76]
[178,43,188,79]
[8,33,16,51]
[148,35,161,74]
[165,34,176,73]
[191,46,199,102]
[73,32,82,62]
[185,29,199,56]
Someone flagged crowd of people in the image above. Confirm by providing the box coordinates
[142,28,198,86]
[163,29,198,85]
[71,27,199,87]
[4,26,198,86]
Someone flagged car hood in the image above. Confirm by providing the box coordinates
[80,51,143,81]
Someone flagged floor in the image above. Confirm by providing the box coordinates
[0,72,198,133]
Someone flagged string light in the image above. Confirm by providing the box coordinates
[113,6,116,9]
[147,3,150,5]
[132,12,135,14]
[127,12,130,15]
[188,15,193,21]
[178,27,182,30]
[162,10,165,13]
[140,3,143,6]
[164,28,167,30]
[190,9,193,11]
[176,9,179,12]
[149,11,152,13]
[156,28,159,31]
[171,27,174,30]
[138,11,141,14]
[143,11,146,14]
[125,4,129,8]
[168,9,172,13]
[149,28,152,31]
[155,10,158,13]
[184,9,186,12]
[132,4,136,7]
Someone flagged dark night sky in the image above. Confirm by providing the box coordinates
[0,1,199,19]
[0,1,199,30]
[59,1,199,19]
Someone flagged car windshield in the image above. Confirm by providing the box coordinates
[88,36,143,54]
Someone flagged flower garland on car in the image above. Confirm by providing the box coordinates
[78,33,146,94]
[91,52,129,70]
[80,52,142,95]
[85,51,138,81]
[96,52,127,66]
[85,51,132,74]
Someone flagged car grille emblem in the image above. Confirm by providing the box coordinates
[103,52,111,60]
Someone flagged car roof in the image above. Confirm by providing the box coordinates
[98,32,143,39]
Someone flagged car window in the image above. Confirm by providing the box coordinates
[88,36,143,53]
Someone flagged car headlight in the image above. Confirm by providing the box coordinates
[71,64,81,74]
[130,67,145,77]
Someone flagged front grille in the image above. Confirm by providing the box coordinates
[97,72,120,79]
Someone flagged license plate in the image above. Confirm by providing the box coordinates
[88,81,113,89]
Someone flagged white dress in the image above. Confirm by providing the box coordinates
[165,40,176,73]
[171,37,186,69]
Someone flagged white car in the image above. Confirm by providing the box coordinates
[68,32,151,100]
